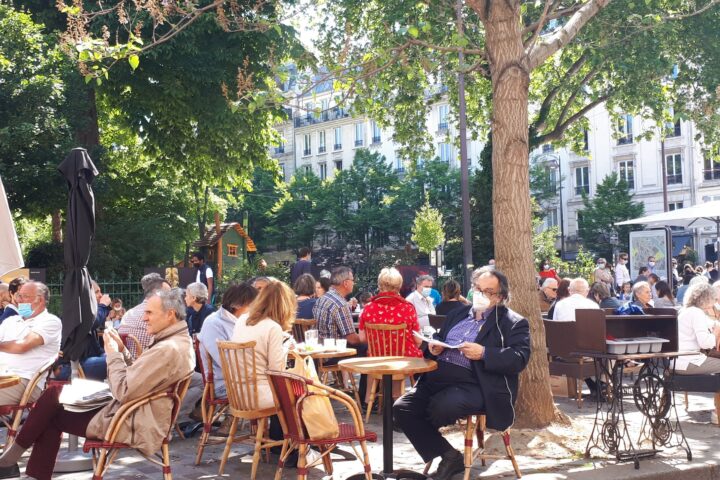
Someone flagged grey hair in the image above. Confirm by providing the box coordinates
[569,278,590,295]
[186,282,208,303]
[416,274,434,286]
[330,266,353,286]
[28,281,50,302]
[684,283,716,309]
[541,278,558,288]
[153,288,186,321]
[141,273,167,297]
[632,281,651,296]
[689,276,709,287]
[471,266,492,285]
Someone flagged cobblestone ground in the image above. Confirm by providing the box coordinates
[10,391,720,479]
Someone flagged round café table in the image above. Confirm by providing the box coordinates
[339,356,437,480]
[295,347,357,360]
[0,376,20,389]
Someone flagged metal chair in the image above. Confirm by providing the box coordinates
[193,337,230,464]
[364,322,410,422]
[291,318,317,343]
[423,413,521,479]
[217,340,284,478]
[83,374,193,480]
[267,370,376,480]
[428,314,447,331]
[0,358,56,450]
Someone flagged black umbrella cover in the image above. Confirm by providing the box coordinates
[58,148,99,361]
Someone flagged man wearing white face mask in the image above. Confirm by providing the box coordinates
[394,268,530,480]
[406,274,436,327]
[0,281,61,405]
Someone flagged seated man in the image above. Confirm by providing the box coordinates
[394,268,530,480]
[184,282,215,335]
[405,274,436,327]
[118,273,170,356]
[0,281,61,406]
[0,288,195,480]
[552,278,599,321]
[538,278,558,313]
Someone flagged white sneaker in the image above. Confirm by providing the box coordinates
[711,411,718,425]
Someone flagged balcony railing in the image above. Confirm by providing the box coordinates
[617,135,633,145]
[438,122,448,131]
[666,174,683,185]
[704,168,720,181]
[274,147,285,154]
[575,185,589,196]
[372,136,381,144]
[294,107,350,128]
[355,139,364,147]
[334,143,342,151]
[665,122,681,138]
[303,149,311,156]
[318,146,326,153]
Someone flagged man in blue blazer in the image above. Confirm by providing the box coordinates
[394,268,531,480]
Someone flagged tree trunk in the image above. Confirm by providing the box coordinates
[51,210,63,243]
[74,87,100,154]
[481,0,560,428]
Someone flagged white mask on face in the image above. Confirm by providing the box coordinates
[473,292,491,313]
[543,264,550,271]
[421,287,432,298]
[648,261,656,267]
[597,263,605,269]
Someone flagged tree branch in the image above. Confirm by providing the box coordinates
[526,0,613,70]
[523,0,554,51]
[536,93,611,143]
[535,51,589,130]
[556,67,599,126]
[522,3,584,36]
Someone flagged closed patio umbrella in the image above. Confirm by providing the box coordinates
[0,176,23,277]
[58,148,98,361]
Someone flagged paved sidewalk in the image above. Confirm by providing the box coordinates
[14,391,720,479]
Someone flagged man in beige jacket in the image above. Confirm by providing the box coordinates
[0,288,194,480]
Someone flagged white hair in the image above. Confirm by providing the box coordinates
[542,278,558,288]
[568,278,589,295]
[186,282,208,303]
[689,276,709,287]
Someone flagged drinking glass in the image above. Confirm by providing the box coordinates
[336,339,347,350]
[305,329,319,346]
[323,338,336,348]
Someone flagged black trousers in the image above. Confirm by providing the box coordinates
[393,361,485,462]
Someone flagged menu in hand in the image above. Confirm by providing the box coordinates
[413,331,464,349]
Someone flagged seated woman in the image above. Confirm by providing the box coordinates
[618,281,633,302]
[315,277,331,298]
[590,282,622,309]
[435,279,469,317]
[631,281,654,310]
[654,280,678,308]
[359,267,423,358]
[293,273,317,320]
[198,282,258,398]
[0,288,194,480]
[676,283,720,374]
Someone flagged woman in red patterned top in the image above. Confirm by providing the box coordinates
[359,267,423,358]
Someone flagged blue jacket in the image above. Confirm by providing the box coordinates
[187,303,216,335]
[431,304,530,431]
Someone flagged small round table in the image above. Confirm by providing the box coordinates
[0,376,20,389]
[340,356,437,480]
[295,347,357,360]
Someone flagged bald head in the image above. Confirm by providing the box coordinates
[569,278,590,296]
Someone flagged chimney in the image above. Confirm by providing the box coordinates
[215,211,221,236]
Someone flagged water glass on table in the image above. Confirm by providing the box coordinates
[305,329,319,347]
[336,339,347,350]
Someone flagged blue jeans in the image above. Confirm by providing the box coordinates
[56,355,107,381]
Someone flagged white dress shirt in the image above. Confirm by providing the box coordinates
[552,294,600,321]
[405,290,435,327]
[615,262,630,288]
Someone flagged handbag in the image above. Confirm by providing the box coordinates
[286,352,340,440]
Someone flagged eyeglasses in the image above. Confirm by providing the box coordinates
[548,288,558,292]
[474,288,499,297]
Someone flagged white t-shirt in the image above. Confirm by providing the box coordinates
[676,306,717,370]
[552,294,600,321]
[195,265,214,283]
[405,290,436,327]
[0,309,62,387]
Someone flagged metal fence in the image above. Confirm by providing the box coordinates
[46,276,143,315]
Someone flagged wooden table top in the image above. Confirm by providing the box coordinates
[0,375,20,389]
[339,356,437,376]
[295,347,357,360]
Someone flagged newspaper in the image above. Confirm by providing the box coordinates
[413,331,464,349]
[59,379,113,412]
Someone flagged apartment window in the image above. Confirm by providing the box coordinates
[704,157,720,180]
[574,166,589,196]
[354,123,364,147]
[335,160,343,171]
[303,134,311,156]
[321,99,329,120]
[396,158,405,174]
[438,142,452,162]
[665,153,682,184]
[319,163,327,180]
[665,119,681,138]
[542,144,554,153]
[279,163,286,179]
[334,127,342,150]
[617,160,635,190]
[303,165,312,174]
[577,211,584,228]
[304,102,313,120]
[318,131,326,153]
[274,138,285,154]
[371,121,381,144]
[617,114,633,145]
[548,168,559,195]
[583,129,589,151]
[227,244,238,257]
[438,105,449,130]
[669,202,684,211]
[546,209,559,228]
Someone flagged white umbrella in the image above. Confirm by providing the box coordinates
[615,200,720,239]
[0,176,23,277]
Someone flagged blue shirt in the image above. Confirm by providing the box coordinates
[313,289,354,340]
[438,308,492,370]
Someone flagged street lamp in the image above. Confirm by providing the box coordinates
[545,155,565,259]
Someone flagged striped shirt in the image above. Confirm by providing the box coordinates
[118,300,153,357]
[313,289,354,340]
[438,308,492,370]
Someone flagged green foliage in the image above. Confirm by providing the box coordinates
[217,257,290,294]
[411,195,445,255]
[577,172,645,259]
[268,169,327,249]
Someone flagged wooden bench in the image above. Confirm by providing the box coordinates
[544,319,595,408]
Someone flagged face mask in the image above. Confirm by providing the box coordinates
[421,287,432,298]
[473,292,491,313]
[17,303,33,319]
[543,264,550,270]
[113,306,122,311]
[648,262,656,267]
[620,260,627,265]
[597,263,605,269]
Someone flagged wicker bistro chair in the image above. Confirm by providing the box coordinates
[423,413,522,480]
[267,370,377,480]
[119,333,143,358]
[364,322,412,422]
[216,341,284,478]
[193,337,230,465]
[0,358,56,450]
[291,319,317,344]
[82,374,193,480]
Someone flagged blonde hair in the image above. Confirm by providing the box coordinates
[377,267,403,293]
[246,281,297,331]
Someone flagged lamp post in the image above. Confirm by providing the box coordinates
[546,155,565,259]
